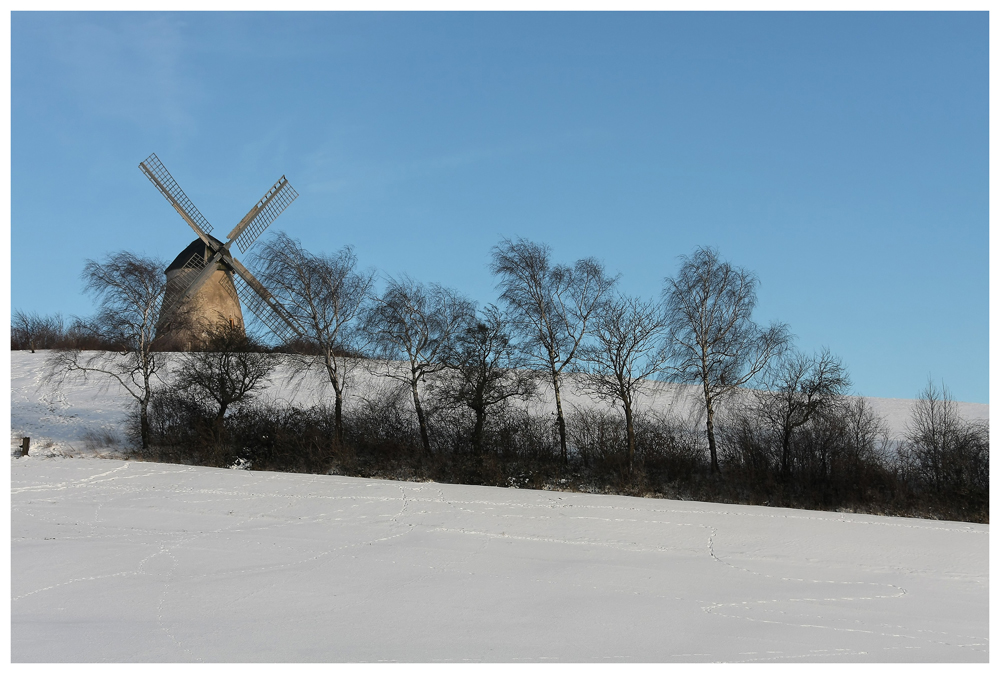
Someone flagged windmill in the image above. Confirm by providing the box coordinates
[139,153,303,349]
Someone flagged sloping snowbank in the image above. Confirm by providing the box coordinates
[11,457,988,662]
[9,351,990,459]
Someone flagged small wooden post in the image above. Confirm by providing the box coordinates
[21,437,30,457]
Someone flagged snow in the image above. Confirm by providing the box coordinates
[8,351,991,662]
[11,458,988,662]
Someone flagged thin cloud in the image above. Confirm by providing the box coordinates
[38,14,201,133]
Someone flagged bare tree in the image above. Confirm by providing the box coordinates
[663,247,789,474]
[363,276,474,455]
[173,324,278,442]
[437,305,537,454]
[255,233,375,443]
[579,294,669,475]
[62,316,113,350]
[491,237,617,464]
[840,396,891,474]
[46,252,166,451]
[12,311,65,352]
[903,380,988,497]
[756,349,851,478]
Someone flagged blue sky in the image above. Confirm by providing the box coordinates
[11,12,988,403]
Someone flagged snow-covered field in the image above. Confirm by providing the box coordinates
[10,458,989,662]
[9,351,991,662]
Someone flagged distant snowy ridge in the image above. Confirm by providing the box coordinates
[10,350,988,458]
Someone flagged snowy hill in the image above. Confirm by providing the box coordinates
[8,351,989,459]
[7,351,991,662]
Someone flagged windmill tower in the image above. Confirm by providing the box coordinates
[139,153,304,350]
[159,234,245,348]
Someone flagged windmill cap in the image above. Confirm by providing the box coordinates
[165,235,225,273]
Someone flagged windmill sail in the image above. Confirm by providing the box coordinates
[227,257,304,344]
[227,176,299,254]
[139,153,215,243]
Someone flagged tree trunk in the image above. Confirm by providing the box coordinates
[215,404,228,445]
[324,350,344,445]
[140,367,153,456]
[140,400,150,451]
[552,370,568,464]
[704,389,720,475]
[411,378,431,456]
[781,428,792,478]
[624,400,635,477]
[334,387,344,445]
[472,405,486,455]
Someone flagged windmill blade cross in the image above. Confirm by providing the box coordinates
[139,153,216,247]
[141,152,304,346]
[227,176,299,254]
